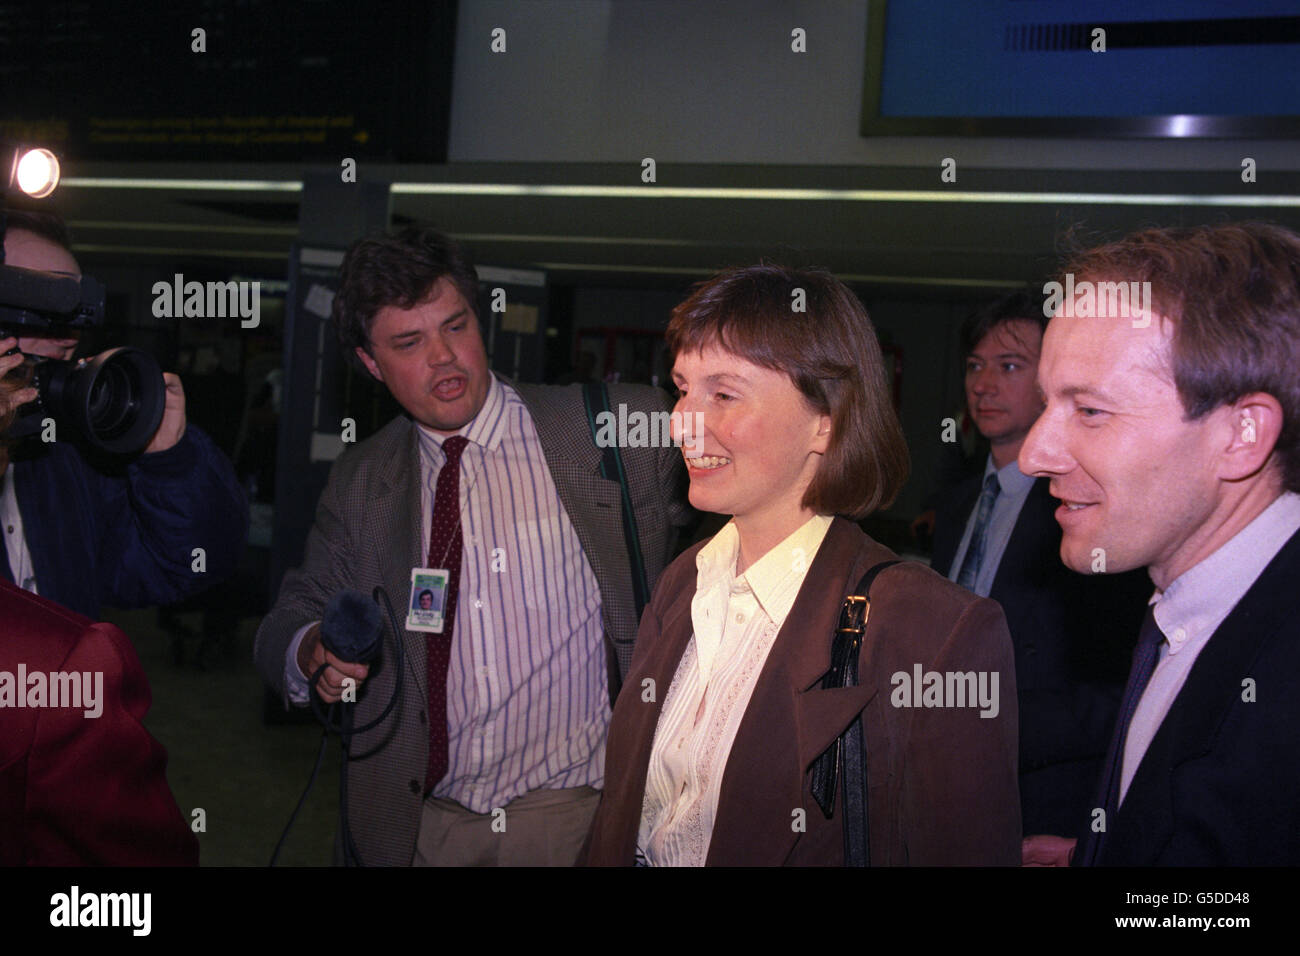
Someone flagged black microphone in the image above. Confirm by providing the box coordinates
[320,589,383,664]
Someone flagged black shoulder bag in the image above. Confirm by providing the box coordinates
[582,383,652,698]
[809,559,900,867]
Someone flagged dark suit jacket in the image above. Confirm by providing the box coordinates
[254,378,692,866]
[584,517,1021,866]
[2,425,248,619]
[932,474,1150,835]
[0,579,198,865]
[1078,526,1300,866]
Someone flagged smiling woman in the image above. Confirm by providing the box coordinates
[583,264,1023,867]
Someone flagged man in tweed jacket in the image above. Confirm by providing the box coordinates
[254,228,690,865]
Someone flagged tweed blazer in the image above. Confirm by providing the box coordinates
[254,376,691,865]
[584,517,1022,866]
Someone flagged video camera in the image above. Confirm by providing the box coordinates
[1,161,166,455]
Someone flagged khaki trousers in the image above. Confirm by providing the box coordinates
[413,785,601,866]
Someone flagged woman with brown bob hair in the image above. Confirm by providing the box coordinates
[583,264,1021,866]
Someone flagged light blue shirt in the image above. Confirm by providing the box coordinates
[1121,491,1300,802]
[947,456,1037,597]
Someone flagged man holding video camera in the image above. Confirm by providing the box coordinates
[0,208,247,619]
[0,366,199,865]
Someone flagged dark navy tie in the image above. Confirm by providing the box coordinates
[1077,605,1164,866]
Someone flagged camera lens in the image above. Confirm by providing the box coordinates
[32,347,167,454]
[86,360,137,440]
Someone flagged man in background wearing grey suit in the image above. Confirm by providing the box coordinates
[255,227,690,866]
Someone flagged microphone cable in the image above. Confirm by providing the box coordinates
[269,585,405,867]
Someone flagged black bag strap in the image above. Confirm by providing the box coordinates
[808,558,901,867]
[582,383,651,621]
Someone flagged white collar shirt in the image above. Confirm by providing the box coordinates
[637,514,833,866]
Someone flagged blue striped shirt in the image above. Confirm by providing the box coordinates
[415,375,608,812]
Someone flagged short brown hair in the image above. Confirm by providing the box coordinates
[666,264,909,518]
[1062,222,1300,492]
[960,287,1047,358]
[333,226,479,372]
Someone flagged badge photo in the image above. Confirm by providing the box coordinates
[407,568,450,633]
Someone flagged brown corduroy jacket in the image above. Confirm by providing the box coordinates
[584,517,1022,866]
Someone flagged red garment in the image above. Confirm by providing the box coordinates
[0,579,198,865]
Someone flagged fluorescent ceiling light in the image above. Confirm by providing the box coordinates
[60,177,1300,207]
[63,177,303,191]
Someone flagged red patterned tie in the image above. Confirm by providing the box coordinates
[424,434,468,793]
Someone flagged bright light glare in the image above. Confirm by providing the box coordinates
[15,148,60,198]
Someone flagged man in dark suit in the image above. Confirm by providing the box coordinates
[0,371,197,866]
[1020,222,1300,866]
[255,227,691,866]
[932,292,1149,836]
[1,209,247,619]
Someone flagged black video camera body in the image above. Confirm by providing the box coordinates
[0,258,166,455]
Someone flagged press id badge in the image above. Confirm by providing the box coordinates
[407,568,450,633]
